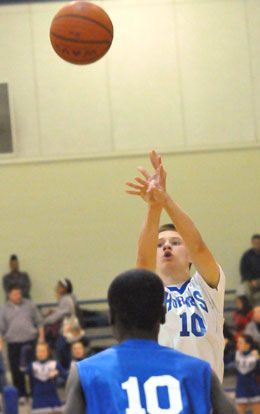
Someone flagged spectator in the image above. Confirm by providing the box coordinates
[24,342,66,412]
[0,287,44,404]
[244,305,260,350]
[233,296,253,341]
[71,342,86,364]
[44,279,84,369]
[2,255,31,299]
[234,335,260,414]
[240,234,260,302]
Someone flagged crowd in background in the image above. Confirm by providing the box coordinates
[0,234,259,412]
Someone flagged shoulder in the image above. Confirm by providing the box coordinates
[241,249,253,258]
[159,345,211,371]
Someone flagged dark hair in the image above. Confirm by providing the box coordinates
[159,223,176,233]
[241,334,256,350]
[108,268,165,331]
[7,285,21,294]
[236,295,253,316]
[59,278,73,294]
[251,234,260,241]
[10,254,18,262]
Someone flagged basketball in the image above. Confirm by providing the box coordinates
[49,1,113,65]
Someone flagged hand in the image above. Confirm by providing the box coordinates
[251,280,260,288]
[125,150,167,206]
[49,370,59,379]
[252,350,259,359]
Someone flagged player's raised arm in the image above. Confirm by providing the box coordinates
[125,153,167,271]
[162,186,219,288]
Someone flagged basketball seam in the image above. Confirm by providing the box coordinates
[53,14,113,36]
[50,32,111,45]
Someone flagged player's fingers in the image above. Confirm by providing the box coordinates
[137,166,150,179]
[149,150,160,170]
[125,182,144,190]
[125,190,141,196]
[134,176,147,186]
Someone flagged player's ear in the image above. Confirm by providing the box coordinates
[160,305,166,325]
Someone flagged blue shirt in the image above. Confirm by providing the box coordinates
[77,339,212,414]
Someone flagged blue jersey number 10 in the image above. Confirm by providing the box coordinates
[122,375,183,414]
[180,312,206,337]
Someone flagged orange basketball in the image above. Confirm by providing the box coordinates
[50,1,113,65]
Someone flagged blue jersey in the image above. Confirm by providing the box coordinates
[77,339,212,414]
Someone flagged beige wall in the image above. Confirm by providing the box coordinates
[0,147,259,303]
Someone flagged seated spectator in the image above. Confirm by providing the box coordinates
[24,342,67,413]
[0,287,44,404]
[234,335,260,414]
[240,234,260,302]
[2,255,31,299]
[71,342,86,364]
[44,279,84,370]
[233,295,253,341]
[244,305,260,351]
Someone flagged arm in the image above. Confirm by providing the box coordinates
[44,299,69,325]
[0,336,3,352]
[38,325,45,343]
[23,273,31,298]
[164,194,219,288]
[136,205,163,271]
[126,150,219,288]
[210,369,238,414]
[64,364,86,414]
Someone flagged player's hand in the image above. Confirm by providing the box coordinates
[125,150,167,206]
[49,369,59,379]
[252,349,259,359]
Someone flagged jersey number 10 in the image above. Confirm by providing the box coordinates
[180,312,206,337]
[122,375,183,414]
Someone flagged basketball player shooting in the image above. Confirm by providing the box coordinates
[65,269,236,414]
[126,150,225,382]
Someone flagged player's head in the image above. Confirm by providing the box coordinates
[108,269,165,341]
[251,234,260,252]
[157,224,192,283]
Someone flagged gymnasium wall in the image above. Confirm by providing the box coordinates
[0,147,259,304]
[0,0,259,303]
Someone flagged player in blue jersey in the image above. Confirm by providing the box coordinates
[126,150,225,381]
[65,269,236,414]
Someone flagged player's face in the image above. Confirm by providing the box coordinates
[156,231,191,282]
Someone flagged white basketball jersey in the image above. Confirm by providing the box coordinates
[159,265,225,382]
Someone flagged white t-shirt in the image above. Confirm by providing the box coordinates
[158,265,225,382]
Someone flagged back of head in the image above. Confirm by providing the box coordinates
[108,268,165,332]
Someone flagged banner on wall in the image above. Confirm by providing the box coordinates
[0,83,14,154]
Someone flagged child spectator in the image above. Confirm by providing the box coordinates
[25,342,67,413]
[233,296,253,341]
[71,341,86,367]
[235,334,260,414]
